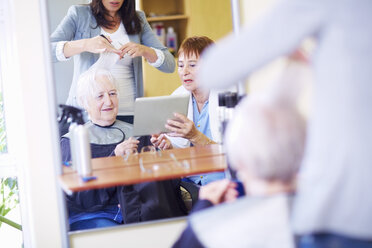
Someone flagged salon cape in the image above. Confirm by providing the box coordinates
[168,86,220,148]
[190,194,294,248]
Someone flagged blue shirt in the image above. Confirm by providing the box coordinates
[184,97,225,186]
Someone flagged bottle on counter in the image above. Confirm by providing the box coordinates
[74,124,92,177]
[166,27,177,55]
[59,104,92,177]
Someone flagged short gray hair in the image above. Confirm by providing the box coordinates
[225,95,306,183]
[76,68,117,110]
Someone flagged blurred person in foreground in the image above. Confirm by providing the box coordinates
[172,93,306,248]
[197,0,372,246]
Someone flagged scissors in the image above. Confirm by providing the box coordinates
[100,34,110,42]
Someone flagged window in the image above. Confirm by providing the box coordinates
[0,89,6,154]
[0,2,23,246]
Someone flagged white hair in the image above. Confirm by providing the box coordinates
[225,95,306,183]
[75,68,118,110]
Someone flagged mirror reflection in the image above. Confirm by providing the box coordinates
[48,0,232,231]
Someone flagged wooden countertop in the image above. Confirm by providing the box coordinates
[59,144,227,194]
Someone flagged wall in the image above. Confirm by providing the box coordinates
[240,0,287,94]
[239,0,312,116]
[47,0,90,105]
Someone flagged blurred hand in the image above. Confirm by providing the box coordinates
[84,35,121,55]
[151,134,173,150]
[114,137,139,156]
[288,48,309,63]
[165,113,199,140]
[198,179,239,205]
[118,42,157,62]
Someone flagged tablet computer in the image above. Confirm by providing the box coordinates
[132,94,189,136]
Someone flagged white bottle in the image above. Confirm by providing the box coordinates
[74,124,92,177]
[166,27,177,54]
[68,122,78,170]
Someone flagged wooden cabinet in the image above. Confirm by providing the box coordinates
[138,0,233,96]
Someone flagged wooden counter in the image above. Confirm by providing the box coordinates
[59,144,227,194]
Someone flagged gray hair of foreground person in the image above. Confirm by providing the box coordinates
[75,68,118,109]
[225,96,306,185]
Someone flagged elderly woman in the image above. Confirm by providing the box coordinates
[172,94,306,248]
[61,68,187,231]
[151,36,225,186]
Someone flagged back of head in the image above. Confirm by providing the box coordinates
[178,36,215,58]
[225,95,306,183]
[76,68,117,110]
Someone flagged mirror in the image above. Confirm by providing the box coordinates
[47,0,233,232]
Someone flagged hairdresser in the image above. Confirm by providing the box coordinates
[51,0,175,131]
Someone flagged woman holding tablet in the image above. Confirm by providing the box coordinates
[151,36,225,186]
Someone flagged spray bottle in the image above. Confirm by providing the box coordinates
[59,105,92,177]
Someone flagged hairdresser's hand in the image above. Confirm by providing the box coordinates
[165,113,198,140]
[288,48,309,63]
[119,42,157,62]
[151,134,173,150]
[199,179,239,205]
[84,35,121,54]
[114,137,139,156]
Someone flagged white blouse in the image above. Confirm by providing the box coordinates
[101,23,135,115]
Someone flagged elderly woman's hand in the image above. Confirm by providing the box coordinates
[198,179,239,205]
[151,134,173,150]
[118,42,157,62]
[114,137,140,156]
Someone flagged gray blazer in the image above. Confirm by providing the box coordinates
[51,5,175,106]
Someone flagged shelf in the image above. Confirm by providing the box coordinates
[147,14,188,22]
